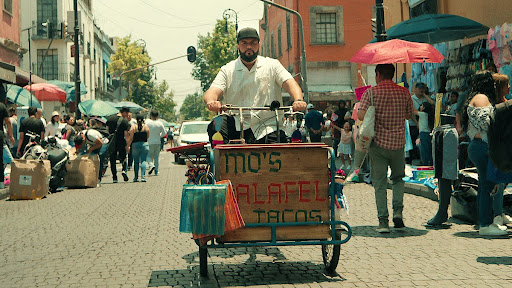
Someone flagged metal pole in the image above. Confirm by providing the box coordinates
[74,0,81,119]
[260,0,308,103]
[376,0,387,42]
[28,29,32,107]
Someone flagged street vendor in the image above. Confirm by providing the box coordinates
[203,27,306,144]
[73,117,110,184]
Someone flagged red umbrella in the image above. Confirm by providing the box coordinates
[24,83,67,103]
[350,39,444,64]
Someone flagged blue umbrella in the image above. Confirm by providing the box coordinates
[78,99,119,117]
[5,84,42,108]
[48,80,87,102]
[370,14,489,44]
[113,101,144,113]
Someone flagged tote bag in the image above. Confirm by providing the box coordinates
[358,89,375,139]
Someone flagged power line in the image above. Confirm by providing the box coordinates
[138,0,209,25]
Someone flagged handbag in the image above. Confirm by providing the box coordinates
[487,158,512,184]
[358,88,375,139]
[356,88,375,152]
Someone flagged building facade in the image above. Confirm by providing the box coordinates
[1,0,21,84]
[259,0,374,111]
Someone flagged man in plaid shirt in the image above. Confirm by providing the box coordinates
[358,64,413,233]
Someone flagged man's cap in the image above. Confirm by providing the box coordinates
[120,106,130,113]
[237,28,260,42]
[307,104,314,110]
[51,111,60,117]
[92,116,107,124]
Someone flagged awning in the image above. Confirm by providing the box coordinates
[308,84,356,101]
[0,61,16,83]
[15,66,46,85]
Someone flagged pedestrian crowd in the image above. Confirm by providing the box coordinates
[2,105,173,189]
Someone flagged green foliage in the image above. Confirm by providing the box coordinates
[153,81,177,122]
[108,36,151,100]
[179,92,213,120]
[192,20,237,92]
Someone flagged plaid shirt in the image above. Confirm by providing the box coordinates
[359,80,413,150]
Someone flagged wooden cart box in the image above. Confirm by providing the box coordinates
[214,143,331,242]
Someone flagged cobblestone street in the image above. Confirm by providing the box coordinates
[1,151,511,287]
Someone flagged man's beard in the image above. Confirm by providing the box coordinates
[239,48,259,62]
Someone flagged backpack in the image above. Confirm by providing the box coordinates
[488,100,512,172]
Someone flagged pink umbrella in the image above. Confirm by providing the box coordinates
[350,39,444,64]
[24,83,67,103]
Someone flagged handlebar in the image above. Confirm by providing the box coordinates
[221,104,294,111]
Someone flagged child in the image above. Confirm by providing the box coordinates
[338,121,353,170]
[417,102,434,166]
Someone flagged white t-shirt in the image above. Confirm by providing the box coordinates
[84,129,108,146]
[145,118,166,145]
[210,56,293,140]
[46,122,62,138]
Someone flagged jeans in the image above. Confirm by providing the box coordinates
[147,144,160,174]
[467,138,503,227]
[369,142,406,221]
[132,142,149,180]
[110,145,127,180]
[3,144,13,165]
[419,131,433,165]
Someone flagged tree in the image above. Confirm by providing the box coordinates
[192,20,237,92]
[107,36,151,100]
[153,81,177,122]
[180,92,212,120]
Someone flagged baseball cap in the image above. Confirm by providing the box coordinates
[92,116,107,124]
[306,104,314,110]
[237,28,260,42]
[120,106,130,113]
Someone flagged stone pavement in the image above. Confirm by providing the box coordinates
[0,150,511,287]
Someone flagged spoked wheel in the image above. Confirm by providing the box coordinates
[322,230,341,275]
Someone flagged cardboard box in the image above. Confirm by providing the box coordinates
[9,160,51,200]
[65,154,100,188]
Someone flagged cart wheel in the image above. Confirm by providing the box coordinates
[199,246,208,277]
[322,230,341,275]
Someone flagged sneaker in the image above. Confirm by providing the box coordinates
[479,224,508,236]
[393,217,405,228]
[154,172,158,176]
[493,216,507,231]
[148,167,155,175]
[127,166,132,171]
[376,221,390,233]
[133,178,139,182]
[113,179,118,183]
[141,178,147,182]
[503,214,512,225]
[122,171,129,182]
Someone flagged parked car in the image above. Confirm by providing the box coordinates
[174,121,210,163]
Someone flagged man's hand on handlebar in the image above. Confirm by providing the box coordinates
[292,100,307,112]
[206,101,222,112]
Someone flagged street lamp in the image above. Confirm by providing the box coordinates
[136,39,147,54]
[223,8,238,57]
[21,20,49,107]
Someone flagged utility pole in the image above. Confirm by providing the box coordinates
[375,0,387,42]
[74,0,81,119]
[259,0,309,103]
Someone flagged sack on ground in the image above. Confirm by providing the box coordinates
[64,154,100,188]
[9,159,51,200]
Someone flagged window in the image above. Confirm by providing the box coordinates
[310,6,344,45]
[277,26,282,57]
[37,0,58,37]
[270,32,275,59]
[316,13,337,44]
[37,49,58,80]
[3,0,13,15]
[286,13,292,50]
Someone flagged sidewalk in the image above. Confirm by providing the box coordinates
[0,188,7,200]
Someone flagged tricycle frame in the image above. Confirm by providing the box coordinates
[195,147,352,276]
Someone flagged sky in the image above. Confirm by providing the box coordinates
[93,0,264,111]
